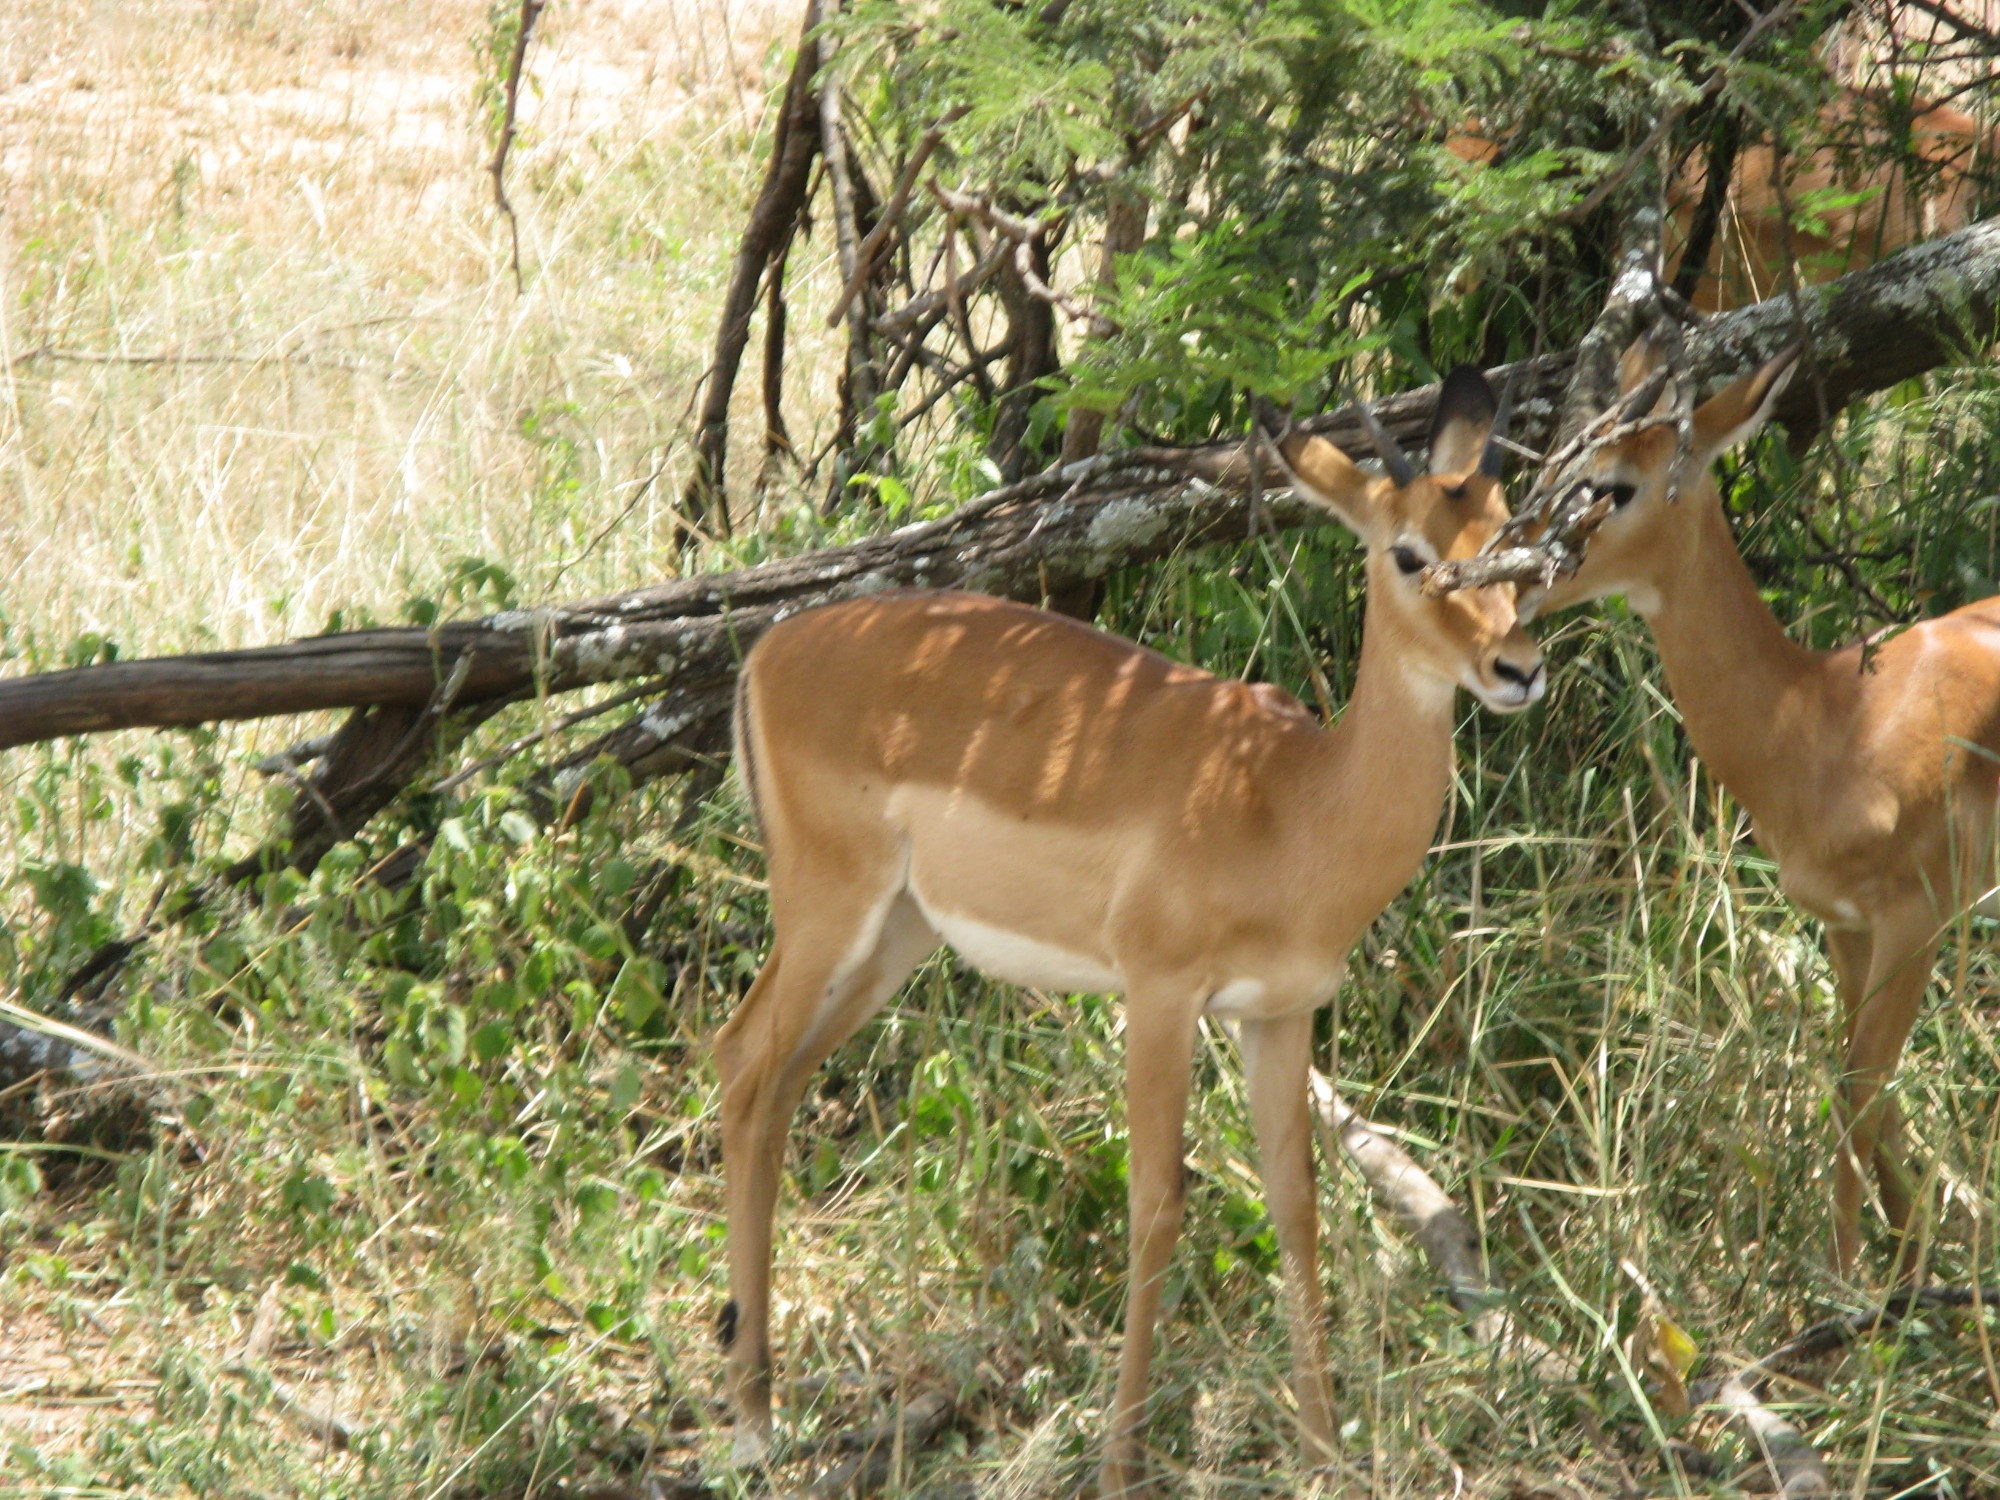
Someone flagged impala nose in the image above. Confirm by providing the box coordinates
[1489,654,1546,708]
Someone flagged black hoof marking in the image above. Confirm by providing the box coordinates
[718,1298,739,1350]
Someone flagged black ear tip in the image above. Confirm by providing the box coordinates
[1437,364,1499,420]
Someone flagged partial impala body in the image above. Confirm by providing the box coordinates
[1445,89,1994,313]
[716,370,1543,1493]
[1525,345,2000,1272]
[1668,92,1995,311]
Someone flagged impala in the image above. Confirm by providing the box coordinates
[715,369,1544,1493]
[1446,89,1994,312]
[1668,91,1995,311]
[1524,342,1999,1273]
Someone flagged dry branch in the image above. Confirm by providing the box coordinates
[826,110,969,329]
[1309,1072,1846,1489]
[1714,1376,1829,1497]
[684,0,825,532]
[1309,1071,1506,1341]
[1716,1283,2000,1381]
[805,1388,958,1498]
[1556,204,1674,445]
[1685,1285,2000,1495]
[819,66,882,465]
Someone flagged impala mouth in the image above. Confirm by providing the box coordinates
[1476,658,1545,712]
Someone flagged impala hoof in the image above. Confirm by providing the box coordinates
[729,1425,773,1468]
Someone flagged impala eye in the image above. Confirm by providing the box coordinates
[1391,545,1426,576]
[1597,481,1638,509]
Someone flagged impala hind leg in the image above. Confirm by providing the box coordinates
[1100,992,1202,1500]
[1236,1012,1336,1469]
[1824,926,1873,1271]
[716,893,938,1464]
[1833,915,1937,1277]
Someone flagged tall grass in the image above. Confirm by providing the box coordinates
[4,4,2000,1497]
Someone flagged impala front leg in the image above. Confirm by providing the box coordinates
[1824,925,1873,1274]
[1101,991,1202,1500]
[1237,1011,1337,1469]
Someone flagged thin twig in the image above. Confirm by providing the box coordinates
[930,184,1114,335]
[427,678,678,794]
[940,221,998,405]
[874,230,1011,336]
[487,0,548,295]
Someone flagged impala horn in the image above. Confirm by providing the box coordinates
[1353,395,1417,487]
[1479,369,1517,478]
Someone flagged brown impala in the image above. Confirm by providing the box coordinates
[1525,342,2000,1274]
[715,368,1544,1494]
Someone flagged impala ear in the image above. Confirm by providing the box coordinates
[1619,333,1670,395]
[1427,365,1499,475]
[1275,431,1383,540]
[1694,346,1799,461]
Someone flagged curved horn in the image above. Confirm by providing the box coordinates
[1353,395,1417,487]
[1479,369,1517,478]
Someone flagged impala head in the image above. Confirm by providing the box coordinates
[1280,366,1545,712]
[1520,342,1799,621]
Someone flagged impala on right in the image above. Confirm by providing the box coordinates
[1523,341,2000,1275]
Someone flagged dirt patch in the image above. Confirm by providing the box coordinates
[0,1297,153,1460]
[0,0,795,223]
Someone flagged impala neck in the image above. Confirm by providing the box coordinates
[1313,594,1462,890]
[1641,495,1821,823]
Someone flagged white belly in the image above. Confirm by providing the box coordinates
[1205,977,1270,1017]
[914,899,1122,994]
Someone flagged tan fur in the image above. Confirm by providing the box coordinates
[1528,349,2000,1274]
[716,400,1542,1494]
[1447,90,1995,314]
[1669,94,1996,312]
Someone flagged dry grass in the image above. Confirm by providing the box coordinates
[0,0,822,676]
